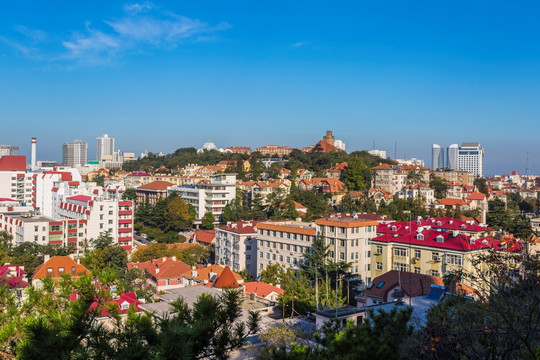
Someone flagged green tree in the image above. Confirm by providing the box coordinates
[343,158,369,191]
[261,264,283,286]
[81,233,128,273]
[300,235,332,310]
[121,188,137,201]
[164,196,193,231]
[473,177,489,197]
[429,174,448,199]
[201,212,215,230]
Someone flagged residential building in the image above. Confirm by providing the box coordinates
[180,264,244,288]
[127,256,191,292]
[62,140,87,167]
[136,181,174,206]
[0,155,33,204]
[255,145,293,157]
[32,255,90,287]
[397,183,435,204]
[367,150,387,159]
[0,145,19,157]
[168,174,236,220]
[458,143,484,177]
[324,162,348,180]
[96,134,115,161]
[316,214,378,283]
[255,221,317,276]
[432,169,475,187]
[190,229,215,245]
[371,164,430,195]
[57,195,134,250]
[311,131,345,153]
[370,219,518,285]
[243,281,284,303]
[216,221,260,276]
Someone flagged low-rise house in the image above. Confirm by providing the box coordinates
[70,291,143,327]
[32,255,90,287]
[136,181,174,207]
[190,229,216,245]
[369,188,393,207]
[324,162,348,180]
[397,183,434,204]
[127,256,192,292]
[180,264,244,287]
[434,197,469,210]
[243,281,284,303]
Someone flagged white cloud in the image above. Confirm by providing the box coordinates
[292,41,306,48]
[14,25,47,42]
[0,36,31,55]
[123,2,155,15]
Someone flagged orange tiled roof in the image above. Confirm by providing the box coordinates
[181,264,242,283]
[192,229,215,244]
[32,256,90,279]
[213,266,240,288]
[243,281,284,297]
[137,181,174,190]
[466,192,487,201]
[257,222,316,236]
[127,257,191,279]
[436,198,468,206]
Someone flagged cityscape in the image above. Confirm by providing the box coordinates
[1,2,540,360]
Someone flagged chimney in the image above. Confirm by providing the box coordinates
[44,254,50,263]
[31,137,37,171]
[162,257,166,262]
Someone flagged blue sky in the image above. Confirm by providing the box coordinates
[1,1,540,175]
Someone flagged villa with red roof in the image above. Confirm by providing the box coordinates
[243,281,284,303]
[32,255,90,287]
[127,256,192,291]
[190,229,216,245]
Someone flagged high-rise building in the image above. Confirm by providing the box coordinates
[447,144,459,170]
[96,134,114,161]
[458,143,484,177]
[62,140,87,167]
[432,144,444,170]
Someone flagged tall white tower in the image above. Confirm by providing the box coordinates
[447,144,459,170]
[432,144,444,170]
[96,134,115,162]
[458,143,484,177]
[31,137,37,171]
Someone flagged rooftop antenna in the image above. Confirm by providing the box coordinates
[526,151,530,176]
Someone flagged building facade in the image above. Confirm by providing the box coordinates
[62,140,87,167]
[458,142,484,177]
[215,221,259,276]
[96,134,115,162]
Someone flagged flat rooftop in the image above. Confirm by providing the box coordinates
[5,213,55,223]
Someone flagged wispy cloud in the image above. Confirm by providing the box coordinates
[0,3,229,68]
[123,2,155,15]
[292,41,306,48]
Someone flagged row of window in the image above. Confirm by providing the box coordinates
[258,229,315,242]
[384,246,463,265]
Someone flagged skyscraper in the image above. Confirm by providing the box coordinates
[432,144,444,170]
[447,144,459,170]
[62,140,87,167]
[458,143,484,177]
[96,134,115,161]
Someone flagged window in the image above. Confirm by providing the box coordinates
[266,253,270,259]
[100,215,104,220]
[376,281,385,288]
[109,211,113,215]
[329,226,335,232]
[339,227,345,234]
[394,247,408,257]
[293,245,297,252]
[330,238,335,245]
[58,267,65,273]
[272,254,276,260]
[246,245,251,251]
[446,254,463,265]
[414,250,421,258]
[279,255,283,261]
[356,252,359,260]
[376,246,383,254]
[34,226,38,232]
[286,256,290,263]
[280,243,283,250]
[432,252,440,261]
[414,267,421,274]
[376,262,383,270]
[366,264,370,271]
[393,263,409,271]
[287,244,290,251]
[340,252,345,260]
[367,250,371,258]
[47,268,53,274]
[108,220,113,224]
[273,242,276,248]
[431,270,440,277]
[340,240,345,247]
[279,232,283,238]
[100,224,104,229]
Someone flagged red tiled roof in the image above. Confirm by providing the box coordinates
[192,229,215,244]
[466,192,487,201]
[213,266,240,288]
[0,155,26,171]
[127,257,191,279]
[243,281,284,297]
[220,221,262,234]
[32,256,90,279]
[137,181,174,190]
[436,198,468,206]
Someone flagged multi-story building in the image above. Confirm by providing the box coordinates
[255,215,377,282]
[432,144,444,170]
[447,144,459,170]
[371,164,430,195]
[168,174,236,220]
[397,183,434,204]
[96,134,115,162]
[57,195,134,250]
[0,145,19,157]
[225,146,252,155]
[136,181,174,207]
[255,145,294,157]
[458,143,484,177]
[0,156,33,204]
[432,169,475,187]
[62,140,87,167]
[370,218,509,284]
[368,150,387,159]
[255,221,317,276]
[215,221,260,276]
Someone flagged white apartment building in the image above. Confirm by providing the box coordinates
[0,212,87,250]
[168,174,236,220]
[458,143,484,177]
[397,183,435,204]
[215,221,259,277]
[57,195,134,250]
